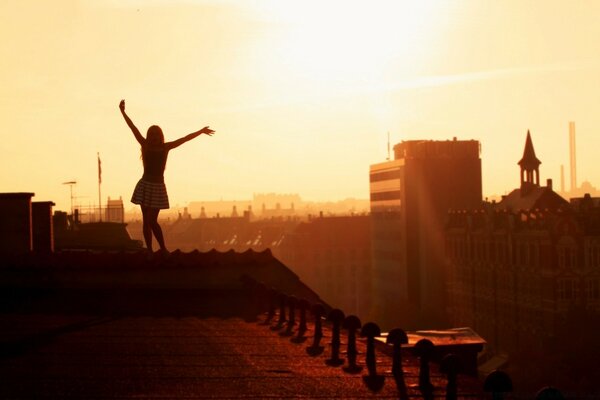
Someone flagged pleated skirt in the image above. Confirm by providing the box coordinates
[131,179,170,209]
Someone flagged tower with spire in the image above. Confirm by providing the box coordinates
[518,130,542,194]
[495,130,568,211]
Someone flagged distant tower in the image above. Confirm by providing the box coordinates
[560,165,565,193]
[231,205,238,218]
[518,130,541,191]
[386,131,391,161]
[569,121,577,192]
[200,206,206,219]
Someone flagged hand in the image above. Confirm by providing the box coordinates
[119,99,125,112]
[200,126,215,136]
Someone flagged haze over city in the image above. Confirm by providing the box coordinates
[5,1,600,397]
[2,0,600,212]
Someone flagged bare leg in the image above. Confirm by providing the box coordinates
[141,206,153,252]
[147,207,167,252]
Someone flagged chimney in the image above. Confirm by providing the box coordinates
[0,192,35,254]
[32,201,55,252]
[569,121,577,192]
[546,179,553,190]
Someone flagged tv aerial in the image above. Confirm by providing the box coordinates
[62,180,77,215]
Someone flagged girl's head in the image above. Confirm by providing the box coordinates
[146,125,164,146]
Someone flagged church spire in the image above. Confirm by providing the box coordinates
[518,130,541,189]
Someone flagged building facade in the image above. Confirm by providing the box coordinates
[105,196,125,223]
[370,138,482,329]
[276,215,372,318]
[444,132,600,356]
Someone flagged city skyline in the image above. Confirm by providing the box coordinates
[2,1,600,213]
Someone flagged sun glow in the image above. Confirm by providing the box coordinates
[255,1,442,91]
[3,1,600,211]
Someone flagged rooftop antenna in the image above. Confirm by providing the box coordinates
[62,180,77,216]
[386,131,391,161]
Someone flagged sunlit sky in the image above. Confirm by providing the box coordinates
[2,0,600,212]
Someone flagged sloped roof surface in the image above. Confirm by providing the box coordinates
[496,186,569,211]
[0,313,482,399]
[0,250,483,398]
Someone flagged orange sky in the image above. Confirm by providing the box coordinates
[2,1,600,212]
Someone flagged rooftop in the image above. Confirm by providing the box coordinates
[0,250,485,399]
[0,313,484,399]
[495,185,569,212]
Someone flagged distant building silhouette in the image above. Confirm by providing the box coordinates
[370,138,482,329]
[559,180,600,200]
[105,196,125,223]
[557,121,600,200]
[253,193,302,211]
[277,214,372,317]
[444,132,599,360]
[50,196,141,251]
[132,212,298,253]
[496,130,567,210]
[183,193,368,221]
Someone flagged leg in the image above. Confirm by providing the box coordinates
[147,207,168,252]
[141,206,153,252]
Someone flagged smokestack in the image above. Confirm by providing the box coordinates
[560,165,565,193]
[569,121,577,192]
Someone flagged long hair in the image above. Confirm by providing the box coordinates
[146,125,164,146]
[141,125,165,161]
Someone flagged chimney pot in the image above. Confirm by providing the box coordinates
[307,304,325,355]
[325,309,345,366]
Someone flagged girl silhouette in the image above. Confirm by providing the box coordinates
[119,100,214,254]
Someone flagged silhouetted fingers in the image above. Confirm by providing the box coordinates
[201,126,215,135]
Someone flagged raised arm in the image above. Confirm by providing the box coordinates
[119,100,145,145]
[165,126,215,150]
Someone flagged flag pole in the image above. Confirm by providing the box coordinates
[97,152,102,222]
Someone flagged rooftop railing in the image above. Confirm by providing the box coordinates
[242,276,567,400]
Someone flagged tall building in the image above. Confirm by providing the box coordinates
[370,138,482,329]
